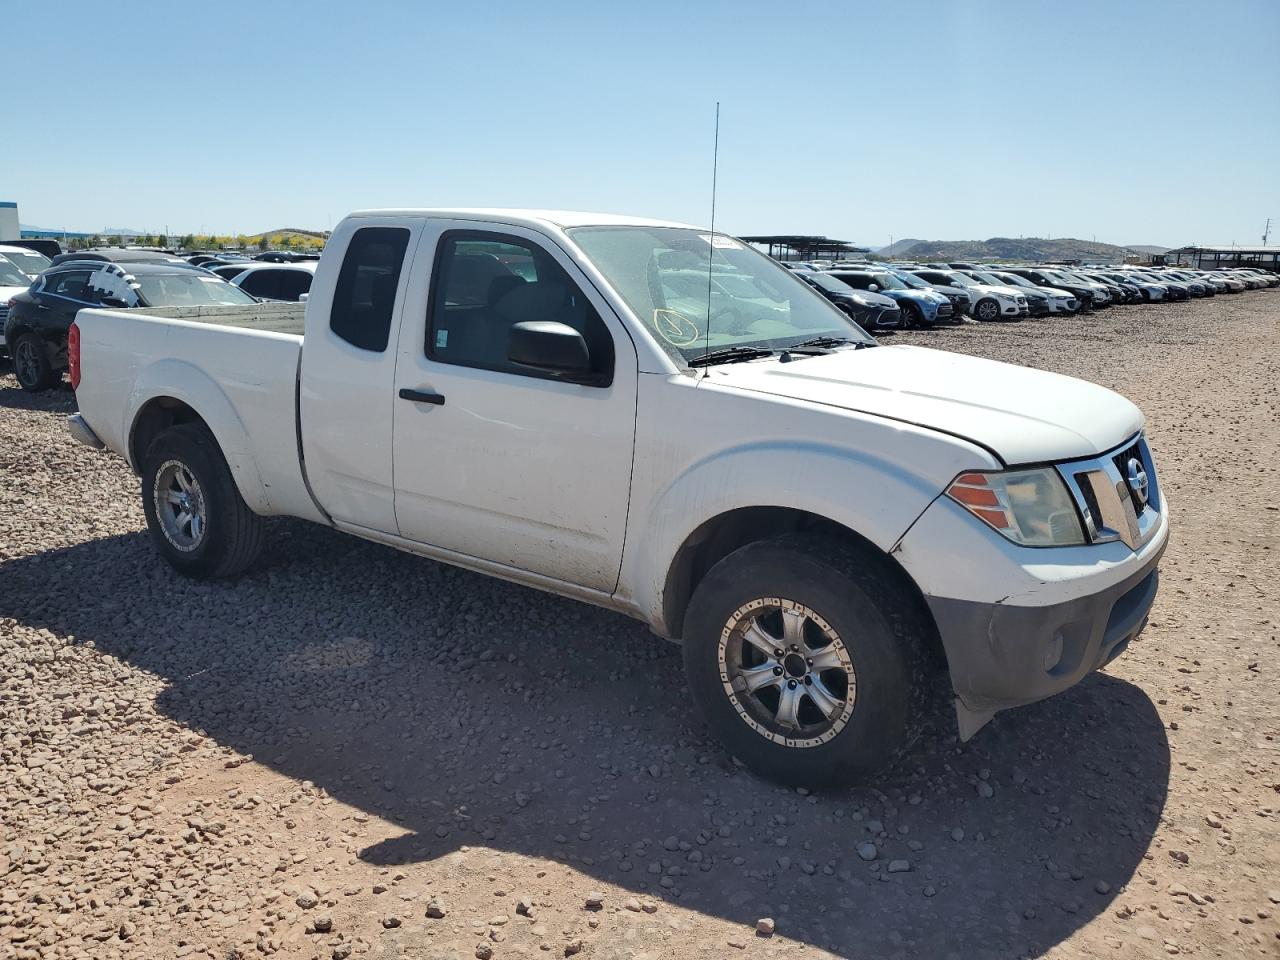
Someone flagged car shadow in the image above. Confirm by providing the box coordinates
[0,523,1170,958]
[0,358,76,411]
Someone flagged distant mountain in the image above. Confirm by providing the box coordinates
[891,237,1145,263]
[101,227,147,237]
[873,238,926,257]
[1125,244,1170,255]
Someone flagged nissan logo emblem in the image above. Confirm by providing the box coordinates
[1126,457,1149,508]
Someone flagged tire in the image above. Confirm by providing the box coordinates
[974,298,1000,322]
[141,423,264,579]
[682,534,929,787]
[899,302,921,329]
[11,332,57,392]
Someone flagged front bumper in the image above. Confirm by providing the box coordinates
[926,536,1164,737]
[894,458,1170,738]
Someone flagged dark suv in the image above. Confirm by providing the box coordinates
[5,261,257,391]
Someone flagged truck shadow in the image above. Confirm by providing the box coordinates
[0,523,1170,959]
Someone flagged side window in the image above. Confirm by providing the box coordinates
[240,270,282,300]
[330,227,410,352]
[426,231,614,382]
[278,270,313,301]
[48,270,92,300]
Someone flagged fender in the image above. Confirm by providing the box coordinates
[620,438,968,631]
[124,357,273,514]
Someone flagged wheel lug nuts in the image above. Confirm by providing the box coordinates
[806,658,814,666]
[790,645,799,652]
[774,649,783,658]
[773,666,783,676]
[787,680,797,689]
[804,676,813,686]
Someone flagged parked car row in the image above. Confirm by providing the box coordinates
[781,258,1277,332]
[2,240,323,388]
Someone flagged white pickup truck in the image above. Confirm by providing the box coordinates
[68,209,1169,785]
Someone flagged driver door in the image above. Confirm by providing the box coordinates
[391,221,638,593]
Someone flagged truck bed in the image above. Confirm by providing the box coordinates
[72,300,324,525]
[129,301,306,337]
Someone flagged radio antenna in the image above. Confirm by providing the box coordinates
[701,102,721,366]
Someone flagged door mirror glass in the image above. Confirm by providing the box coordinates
[507,321,593,379]
[867,283,879,292]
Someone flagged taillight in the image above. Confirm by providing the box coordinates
[68,322,81,390]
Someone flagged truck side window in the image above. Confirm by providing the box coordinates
[330,227,410,352]
[426,231,614,381]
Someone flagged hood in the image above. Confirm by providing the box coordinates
[709,344,1143,465]
[0,284,27,300]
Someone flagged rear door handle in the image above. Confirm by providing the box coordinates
[398,388,446,406]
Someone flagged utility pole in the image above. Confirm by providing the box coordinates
[1264,218,1272,245]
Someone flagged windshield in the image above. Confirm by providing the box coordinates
[944,272,979,288]
[134,272,258,306]
[567,226,874,363]
[0,249,52,278]
[892,271,931,290]
[996,273,1033,288]
[968,270,1006,285]
[807,272,855,294]
[0,257,31,287]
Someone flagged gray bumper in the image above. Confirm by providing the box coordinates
[67,413,105,450]
[927,540,1166,739]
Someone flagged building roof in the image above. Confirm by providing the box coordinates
[1169,245,1280,254]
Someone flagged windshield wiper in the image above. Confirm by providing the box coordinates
[688,346,777,368]
[791,336,873,350]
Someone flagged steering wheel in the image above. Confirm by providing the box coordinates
[652,309,701,347]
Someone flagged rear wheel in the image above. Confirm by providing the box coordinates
[141,423,264,579]
[682,535,928,787]
[974,298,1000,322]
[12,333,57,392]
[899,302,922,329]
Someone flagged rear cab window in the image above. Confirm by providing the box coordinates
[330,227,411,352]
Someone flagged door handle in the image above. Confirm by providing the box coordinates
[398,388,446,406]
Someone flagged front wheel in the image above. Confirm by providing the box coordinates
[12,333,58,392]
[682,535,927,787]
[141,423,264,579]
[974,298,1000,321]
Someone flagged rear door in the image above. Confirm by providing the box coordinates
[299,218,424,531]
[390,220,637,592]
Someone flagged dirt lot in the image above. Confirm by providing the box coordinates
[1,293,1277,960]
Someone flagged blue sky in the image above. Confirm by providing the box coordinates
[5,0,1277,247]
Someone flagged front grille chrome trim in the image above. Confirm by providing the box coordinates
[1056,435,1161,551]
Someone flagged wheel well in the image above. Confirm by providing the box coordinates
[129,398,209,470]
[661,506,943,666]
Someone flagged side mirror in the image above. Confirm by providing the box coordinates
[101,296,130,308]
[298,292,309,302]
[867,283,879,292]
[507,321,595,382]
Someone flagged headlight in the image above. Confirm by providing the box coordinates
[946,468,1085,546]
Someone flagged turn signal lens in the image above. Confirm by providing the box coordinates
[947,467,1086,547]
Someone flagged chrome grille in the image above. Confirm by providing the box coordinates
[1057,435,1161,550]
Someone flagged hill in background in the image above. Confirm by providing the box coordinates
[873,238,926,257]
[887,237,1150,263]
[239,227,327,251]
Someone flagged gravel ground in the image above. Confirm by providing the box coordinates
[1,292,1277,960]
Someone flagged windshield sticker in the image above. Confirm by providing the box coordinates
[652,309,701,346]
[699,234,743,250]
